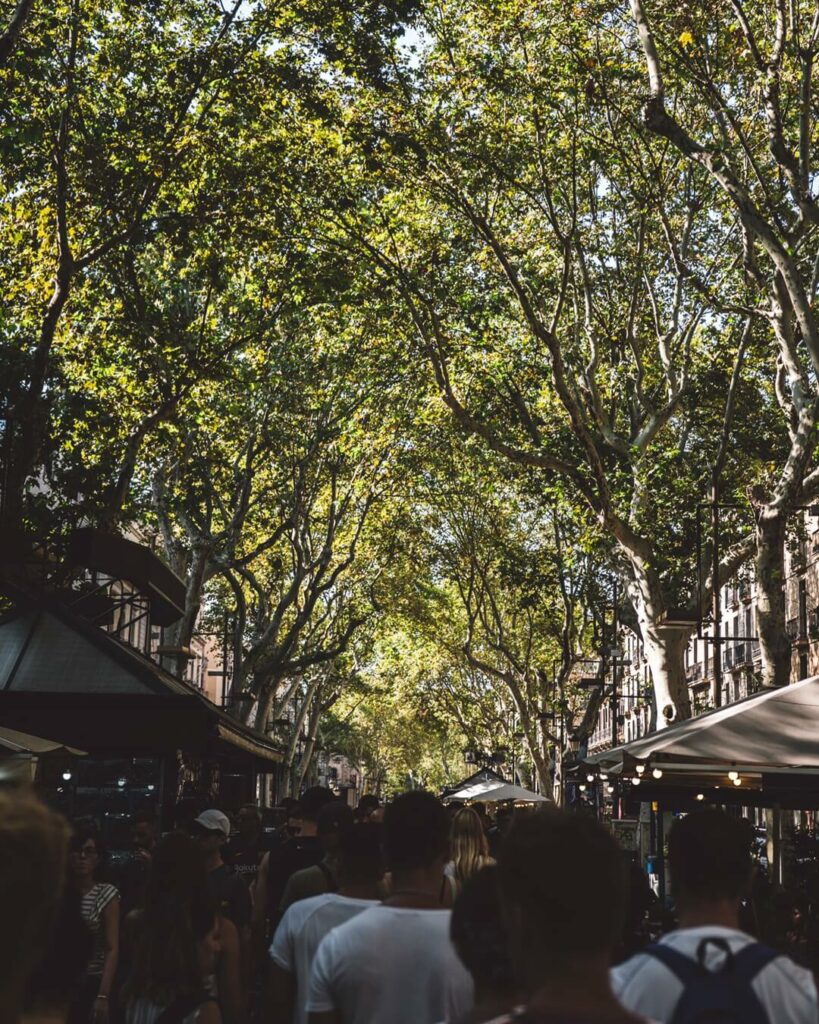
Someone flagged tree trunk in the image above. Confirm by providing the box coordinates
[755,508,791,687]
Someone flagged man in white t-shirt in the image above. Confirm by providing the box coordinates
[269,822,383,1024]
[613,809,818,1024]
[306,791,473,1024]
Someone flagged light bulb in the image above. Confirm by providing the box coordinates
[586,773,595,782]
[599,772,608,780]
[733,776,742,786]
[696,793,704,801]
[579,783,587,792]
[606,785,614,794]
[635,764,645,775]
[652,767,663,780]
[61,770,72,782]
[117,777,126,788]
[631,776,641,785]
[147,784,155,792]
[728,769,739,781]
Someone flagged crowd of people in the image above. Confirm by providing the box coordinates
[3,781,819,1024]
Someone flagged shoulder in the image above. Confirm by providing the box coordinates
[755,951,818,1012]
[97,883,120,908]
[218,914,239,949]
[610,949,669,998]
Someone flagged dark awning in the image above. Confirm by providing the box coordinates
[0,602,281,766]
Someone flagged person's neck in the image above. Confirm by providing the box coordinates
[339,881,381,901]
[298,822,318,837]
[78,875,95,893]
[386,865,444,908]
[526,954,636,1022]
[678,898,741,931]
[204,851,224,872]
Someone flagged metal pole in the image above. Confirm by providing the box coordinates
[712,470,722,708]
[611,579,619,748]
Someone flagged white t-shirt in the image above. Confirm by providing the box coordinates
[270,893,377,1024]
[612,925,819,1024]
[307,905,474,1024]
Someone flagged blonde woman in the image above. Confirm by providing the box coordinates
[446,808,494,898]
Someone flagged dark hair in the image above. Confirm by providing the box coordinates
[383,791,450,873]
[669,809,752,904]
[23,885,92,1012]
[356,794,380,820]
[298,786,335,822]
[69,826,107,874]
[132,810,158,828]
[451,865,514,995]
[500,808,626,957]
[338,823,384,886]
[126,833,216,1006]
[317,801,354,839]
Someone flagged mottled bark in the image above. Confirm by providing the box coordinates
[755,510,791,687]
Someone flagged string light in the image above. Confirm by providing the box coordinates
[578,783,587,792]
[586,773,595,783]
[631,776,641,786]
[599,772,608,780]
[733,776,742,787]
[652,767,663,780]
[696,793,704,801]
[61,770,72,782]
[606,784,614,794]
[635,764,645,776]
[728,769,739,782]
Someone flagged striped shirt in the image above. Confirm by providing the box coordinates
[80,882,119,975]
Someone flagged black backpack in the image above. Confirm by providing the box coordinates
[643,937,778,1024]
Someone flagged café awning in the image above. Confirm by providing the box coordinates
[586,676,819,808]
[0,725,86,758]
[589,675,819,773]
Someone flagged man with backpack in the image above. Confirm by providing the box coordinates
[612,808,818,1023]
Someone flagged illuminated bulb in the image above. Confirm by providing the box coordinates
[652,767,663,780]
[599,772,608,780]
[631,776,641,786]
[733,776,742,786]
[635,764,645,775]
[147,784,155,792]
[578,783,587,792]
[728,769,739,781]
[587,773,595,782]
[61,770,72,782]
[696,793,705,801]
[117,777,126,788]
[606,785,614,794]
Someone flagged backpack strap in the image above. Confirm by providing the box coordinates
[731,942,780,983]
[642,943,708,987]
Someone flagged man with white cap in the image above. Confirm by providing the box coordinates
[191,808,252,933]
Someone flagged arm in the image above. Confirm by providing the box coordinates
[269,963,296,1024]
[95,896,120,1021]
[217,915,245,1024]
[198,1002,223,1024]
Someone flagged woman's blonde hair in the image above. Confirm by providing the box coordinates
[451,807,490,887]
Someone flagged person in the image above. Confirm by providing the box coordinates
[191,810,251,935]
[280,802,354,913]
[118,811,160,916]
[449,865,517,1024]
[226,806,268,891]
[354,795,380,823]
[21,883,93,1024]
[0,787,69,1024]
[67,828,120,1024]
[306,791,473,1024]
[124,838,222,1024]
[613,809,818,1023]
[269,823,383,1024]
[124,833,241,1024]
[446,807,494,898]
[488,806,648,1024]
[254,788,335,939]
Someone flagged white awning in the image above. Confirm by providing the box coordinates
[450,779,549,803]
[0,725,86,757]
[589,675,819,772]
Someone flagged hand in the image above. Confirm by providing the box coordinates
[93,996,110,1023]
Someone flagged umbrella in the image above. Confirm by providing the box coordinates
[451,779,549,803]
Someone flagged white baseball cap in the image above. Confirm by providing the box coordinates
[193,809,231,837]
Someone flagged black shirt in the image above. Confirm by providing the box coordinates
[265,835,323,922]
[209,863,251,929]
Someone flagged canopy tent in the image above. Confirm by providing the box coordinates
[585,675,819,808]
[443,767,506,801]
[447,776,549,803]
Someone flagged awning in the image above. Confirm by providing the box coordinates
[585,676,819,808]
[0,725,86,757]
[447,778,549,803]
[589,675,819,772]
